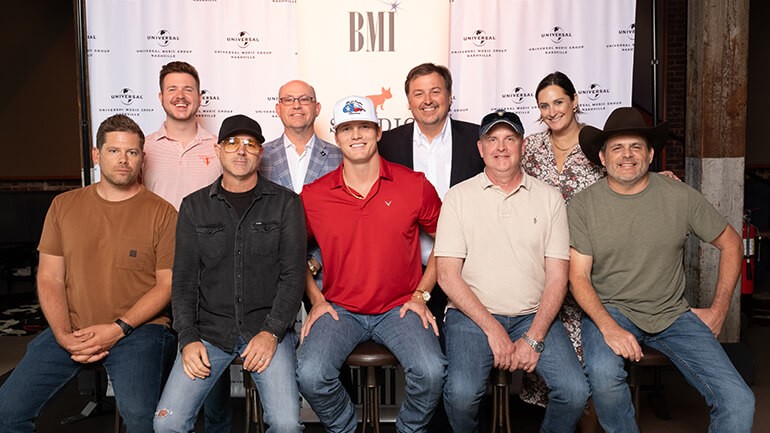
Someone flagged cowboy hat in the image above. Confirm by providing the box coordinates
[578,107,667,166]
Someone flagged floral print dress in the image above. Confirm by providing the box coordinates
[519,129,605,407]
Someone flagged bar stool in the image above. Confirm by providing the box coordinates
[490,368,513,433]
[627,346,672,423]
[231,357,266,433]
[345,341,399,433]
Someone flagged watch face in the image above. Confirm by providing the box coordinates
[534,342,545,353]
[422,291,431,302]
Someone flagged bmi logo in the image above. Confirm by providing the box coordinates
[111,88,143,106]
[228,31,259,48]
[148,29,179,47]
[349,11,395,52]
[501,87,533,104]
[580,83,611,101]
[541,26,572,44]
[619,23,635,41]
[464,29,496,47]
[201,89,220,107]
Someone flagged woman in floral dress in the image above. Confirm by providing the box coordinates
[520,71,604,407]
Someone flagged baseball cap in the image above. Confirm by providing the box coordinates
[332,96,379,130]
[218,114,265,144]
[479,110,525,137]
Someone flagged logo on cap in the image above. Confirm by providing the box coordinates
[343,100,367,115]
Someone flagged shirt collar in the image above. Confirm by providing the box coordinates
[413,117,451,148]
[209,175,277,199]
[329,155,393,190]
[158,122,216,143]
[282,134,316,153]
[479,170,531,194]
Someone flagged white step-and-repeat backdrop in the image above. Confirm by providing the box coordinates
[85,0,636,146]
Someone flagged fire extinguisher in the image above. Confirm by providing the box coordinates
[742,210,761,295]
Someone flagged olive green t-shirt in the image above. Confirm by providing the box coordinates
[568,173,727,333]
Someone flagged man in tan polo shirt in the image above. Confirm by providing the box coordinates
[435,110,588,433]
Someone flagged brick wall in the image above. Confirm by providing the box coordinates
[0,180,80,192]
[663,0,687,176]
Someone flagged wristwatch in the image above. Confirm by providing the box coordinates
[307,259,320,277]
[521,332,544,353]
[115,318,134,337]
[414,290,431,302]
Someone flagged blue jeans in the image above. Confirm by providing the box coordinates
[296,304,446,433]
[582,307,755,433]
[154,332,302,433]
[202,372,233,433]
[0,325,175,433]
[443,308,588,433]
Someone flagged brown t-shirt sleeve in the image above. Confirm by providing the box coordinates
[38,195,64,257]
[154,202,178,271]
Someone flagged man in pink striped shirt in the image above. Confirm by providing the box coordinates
[143,61,221,211]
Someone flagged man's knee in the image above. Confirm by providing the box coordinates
[584,345,627,386]
[549,374,591,410]
[443,376,484,411]
[718,385,755,423]
[263,414,302,433]
[585,360,628,396]
[153,407,179,433]
[296,358,326,396]
[410,360,446,392]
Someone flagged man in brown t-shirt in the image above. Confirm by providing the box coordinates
[0,114,178,433]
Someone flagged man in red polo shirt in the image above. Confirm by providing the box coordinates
[297,95,446,433]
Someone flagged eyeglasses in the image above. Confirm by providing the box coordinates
[279,95,315,106]
[220,137,263,155]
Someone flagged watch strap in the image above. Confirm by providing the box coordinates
[521,332,544,353]
[115,318,134,336]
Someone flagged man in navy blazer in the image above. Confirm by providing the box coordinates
[378,63,484,189]
[260,80,342,289]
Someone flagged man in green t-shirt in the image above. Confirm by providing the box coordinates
[568,107,754,433]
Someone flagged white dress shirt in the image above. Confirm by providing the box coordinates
[284,134,315,193]
[411,117,452,265]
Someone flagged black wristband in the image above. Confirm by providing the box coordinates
[115,318,134,336]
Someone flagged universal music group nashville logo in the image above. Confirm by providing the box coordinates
[137,29,191,58]
[451,28,508,58]
[498,86,537,115]
[197,89,232,118]
[99,88,154,115]
[214,31,271,59]
[529,25,584,55]
[607,23,636,52]
[577,82,621,112]
[85,34,110,57]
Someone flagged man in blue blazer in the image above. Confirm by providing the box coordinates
[260,80,342,291]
